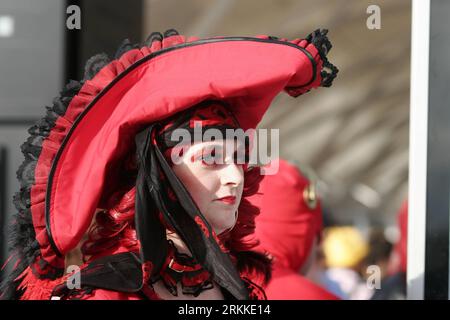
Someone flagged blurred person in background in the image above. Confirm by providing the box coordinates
[361,228,393,283]
[249,158,338,300]
[320,226,372,300]
[371,200,407,300]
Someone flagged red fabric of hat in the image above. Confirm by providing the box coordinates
[250,159,323,271]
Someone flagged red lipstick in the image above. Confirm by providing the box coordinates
[216,196,236,205]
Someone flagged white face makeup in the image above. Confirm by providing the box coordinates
[171,139,245,235]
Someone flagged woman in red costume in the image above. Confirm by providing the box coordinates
[0,29,337,300]
[250,158,338,300]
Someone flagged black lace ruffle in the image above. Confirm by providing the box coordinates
[305,28,339,87]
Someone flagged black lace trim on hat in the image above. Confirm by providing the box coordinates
[306,28,339,87]
[0,80,82,300]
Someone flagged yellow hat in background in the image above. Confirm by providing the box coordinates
[322,226,369,268]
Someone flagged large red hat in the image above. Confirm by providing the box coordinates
[1,29,337,299]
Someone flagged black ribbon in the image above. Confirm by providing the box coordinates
[135,126,168,275]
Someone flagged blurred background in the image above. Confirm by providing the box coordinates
[0,0,411,299]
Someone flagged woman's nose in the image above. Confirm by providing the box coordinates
[220,163,244,187]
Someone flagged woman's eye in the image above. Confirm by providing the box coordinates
[201,155,215,165]
[200,152,223,166]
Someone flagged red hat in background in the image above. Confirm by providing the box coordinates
[250,158,323,272]
[248,158,338,300]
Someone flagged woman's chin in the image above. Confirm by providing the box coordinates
[214,220,237,235]
[206,206,238,234]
